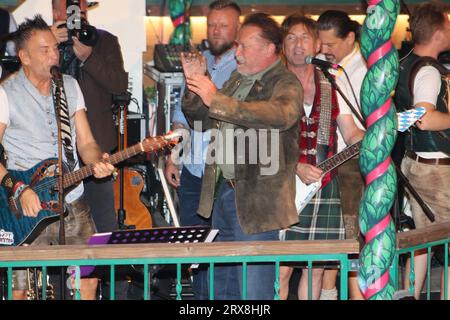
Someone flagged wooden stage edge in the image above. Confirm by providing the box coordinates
[0,222,449,262]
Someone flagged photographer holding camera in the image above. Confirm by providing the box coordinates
[51,0,128,237]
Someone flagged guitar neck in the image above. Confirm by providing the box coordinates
[63,143,144,189]
[317,140,362,174]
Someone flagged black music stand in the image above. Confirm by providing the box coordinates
[78,226,217,275]
[73,226,217,299]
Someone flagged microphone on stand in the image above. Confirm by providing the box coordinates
[305,56,342,70]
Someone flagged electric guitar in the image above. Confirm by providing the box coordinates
[295,140,362,212]
[295,107,426,212]
[0,133,180,246]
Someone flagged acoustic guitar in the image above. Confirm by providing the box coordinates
[114,108,154,230]
[113,167,152,229]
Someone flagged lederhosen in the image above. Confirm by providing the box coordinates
[394,53,450,238]
[286,69,345,240]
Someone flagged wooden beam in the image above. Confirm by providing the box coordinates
[0,240,360,262]
[396,222,450,249]
[1,223,448,263]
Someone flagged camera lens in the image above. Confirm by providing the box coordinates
[77,19,98,47]
[79,29,90,40]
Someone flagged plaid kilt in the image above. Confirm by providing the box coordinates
[285,178,344,240]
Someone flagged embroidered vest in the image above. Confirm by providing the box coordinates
[299,69,339,188]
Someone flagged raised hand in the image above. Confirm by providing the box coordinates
[51,21,69,44]
[72,37,93,62]
[185,73,217,107]
[181,52,207,79]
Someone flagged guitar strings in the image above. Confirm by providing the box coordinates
[25,138,172,203]
[31,179,57,193]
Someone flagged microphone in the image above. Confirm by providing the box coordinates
[305,56,342,70]
[50,65,62,79]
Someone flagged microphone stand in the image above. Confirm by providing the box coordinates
[51,73,67,300]
[51,79,66,245]
[113,93,133,230]
[320,66,435,223]
[117,102,127,230]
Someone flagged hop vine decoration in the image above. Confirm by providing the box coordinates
[358,0,400,300]
[169,0,192,45]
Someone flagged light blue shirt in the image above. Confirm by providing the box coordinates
[0,69,85,203]
[172,48,237,178]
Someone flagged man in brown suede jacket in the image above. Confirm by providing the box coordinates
[181,13,303,300]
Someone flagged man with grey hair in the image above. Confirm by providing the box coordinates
[182,12,303,300]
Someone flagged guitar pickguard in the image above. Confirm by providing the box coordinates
[295,176,322,213]
[29,160,59,189]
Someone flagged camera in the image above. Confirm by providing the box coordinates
[63,0,98,47]
[0,56,21,75]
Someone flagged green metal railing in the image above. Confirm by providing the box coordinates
[0,222,448,300]
[0,255,352,301]
[392,240,449,300]
[392,222,450,300]
[0,240,358,300]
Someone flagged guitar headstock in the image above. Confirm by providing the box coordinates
[141,132,182,153]
[163,131,183,144]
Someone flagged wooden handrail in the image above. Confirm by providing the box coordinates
[0,222,448,263]
[0,239,360,262]
[396,221,450,249]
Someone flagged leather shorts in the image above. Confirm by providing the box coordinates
[12,196,96,290]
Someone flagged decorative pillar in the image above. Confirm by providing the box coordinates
[358,0,399,300]
[168,0,192,45]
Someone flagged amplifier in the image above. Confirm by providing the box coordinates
[153,44,185,72]
[127,112,147,146]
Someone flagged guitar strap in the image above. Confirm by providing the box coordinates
[316,70,333,164]
[51,76,76,171]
